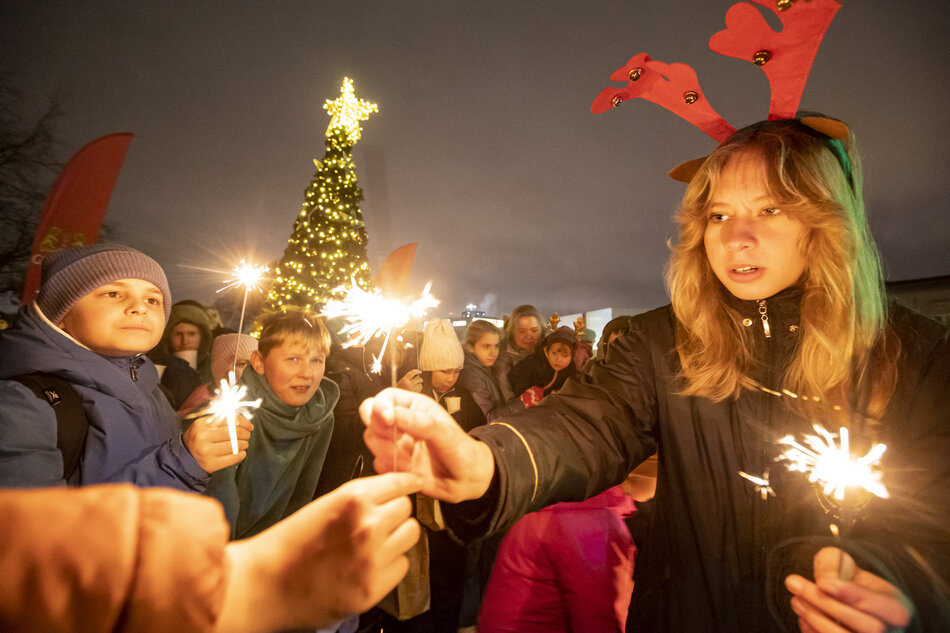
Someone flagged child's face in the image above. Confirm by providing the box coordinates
[514,316,541,352]
[250,340,326,407]
[470,332,499,367]
[431,368,461,394]
[703,151,808,301]
[59,278,165,357]
[170,322,201,352]
[544,342,573,372]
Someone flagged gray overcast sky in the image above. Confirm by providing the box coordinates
[3,1,948,319]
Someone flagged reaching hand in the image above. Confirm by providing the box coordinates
[216,472,422,633]
[360,388,495,503]
[397,368,424,393]
[785,547,911,633]
[183,413,253,473]
[520,386,543,407]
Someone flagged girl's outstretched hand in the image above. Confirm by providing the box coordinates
[360,387,495,503]
[785,547,911,633]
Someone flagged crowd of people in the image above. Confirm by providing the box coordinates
[1,115,949,633]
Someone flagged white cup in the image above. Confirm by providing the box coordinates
[444,396,461,414]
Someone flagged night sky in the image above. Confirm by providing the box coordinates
[3,1,948,319]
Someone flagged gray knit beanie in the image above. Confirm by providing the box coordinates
[419,319,464,371]
[210,333,259,383]
[35,243,172,325]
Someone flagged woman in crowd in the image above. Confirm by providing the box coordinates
[493,305,546,401]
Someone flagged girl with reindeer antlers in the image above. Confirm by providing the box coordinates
[360,1,950,631]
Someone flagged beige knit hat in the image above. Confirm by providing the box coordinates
[210,333,259,382]
[419,319,463,371]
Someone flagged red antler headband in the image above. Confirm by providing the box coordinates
[591,0,848,182]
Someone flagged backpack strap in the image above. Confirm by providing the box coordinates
[9,373,89,482]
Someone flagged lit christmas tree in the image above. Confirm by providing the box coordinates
[263,77,378,311]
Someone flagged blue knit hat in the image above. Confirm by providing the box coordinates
[35,243,172,324]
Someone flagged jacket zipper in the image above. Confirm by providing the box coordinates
[757,299,771,338]
[758,297,773,583]
[129,356,142,382]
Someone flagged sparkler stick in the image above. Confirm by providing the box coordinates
[217,260,269,374]
[190,260,271,452]
[778,423,888,579]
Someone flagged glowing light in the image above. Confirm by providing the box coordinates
[739,470,776,500]
[191,372,262,455]
[324,77,378,142]
[324,280,439,374]
[778,424,889,501]
[218,260,269,295]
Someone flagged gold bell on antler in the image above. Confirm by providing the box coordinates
[753,50,771,66]
[776,0,794,11]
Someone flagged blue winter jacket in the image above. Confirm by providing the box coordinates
[0,306,209,490]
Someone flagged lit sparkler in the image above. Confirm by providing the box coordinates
[217,259,269,373]
[778,424,889,502]
[324,279,438,471]
[218,260,269,295]
[324,280,439,376]
[203,260,269,450]
[188,371,262,454]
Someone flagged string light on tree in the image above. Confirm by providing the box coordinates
[264,77,377,312]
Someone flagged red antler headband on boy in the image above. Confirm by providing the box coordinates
[590,0,850,184]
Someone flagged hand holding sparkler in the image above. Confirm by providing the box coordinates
[359,388,495,504]
[784,547,911,633]
[183,404,255,473]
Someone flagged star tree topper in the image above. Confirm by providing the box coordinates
[324,77,378,143]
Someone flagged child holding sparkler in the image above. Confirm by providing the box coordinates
[360,117,950,632]
[0,243,251,490]
[203,306,340,539]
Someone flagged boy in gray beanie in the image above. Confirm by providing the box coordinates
[0,243,251,489]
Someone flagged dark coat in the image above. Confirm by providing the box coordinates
[314,345,382,498]
[444,291,950,632]
[459,351,524,422]
[507,347,578,397]
[494,343,533,401]
[422,374,486,433]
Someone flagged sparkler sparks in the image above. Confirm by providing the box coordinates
[739,470,776,500]
[218,260,270,294]
[201,372,262,454]
[778,424,889,502]
[324,280,439,374]
[217,259,269,373]
[324,279,438,471]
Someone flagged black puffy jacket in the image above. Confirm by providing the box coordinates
[445,289,950,632]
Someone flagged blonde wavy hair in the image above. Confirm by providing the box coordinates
[667,119,896,417]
